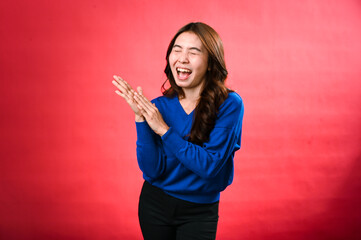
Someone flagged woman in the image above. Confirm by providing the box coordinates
[112,22,244,240]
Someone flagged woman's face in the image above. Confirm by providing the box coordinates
[169,31,209,92]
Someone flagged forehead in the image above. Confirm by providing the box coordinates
[174,31,204,49]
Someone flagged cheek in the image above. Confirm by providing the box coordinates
[169,53,177,65]
[194,57,208,74]
[168,54,177,78]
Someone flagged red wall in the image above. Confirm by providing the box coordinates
[1,0,361,239]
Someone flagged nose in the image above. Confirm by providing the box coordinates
[178,52,189,63]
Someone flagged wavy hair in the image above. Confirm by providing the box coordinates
[162,22,231,145]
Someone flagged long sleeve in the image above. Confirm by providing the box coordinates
[136,121,165,179]
[160,95,244,179]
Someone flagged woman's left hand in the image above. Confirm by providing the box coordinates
[133,87,169,136]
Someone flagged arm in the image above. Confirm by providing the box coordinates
[112,76,165,179]
[134,90,244,179]
[136,120,165,179]
[161,100,244,179]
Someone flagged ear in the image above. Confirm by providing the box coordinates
[207,61,212,71]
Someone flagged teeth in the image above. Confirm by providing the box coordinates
[177,68,192,73]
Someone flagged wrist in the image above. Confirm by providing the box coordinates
[135,115,145,122]
[159,126,170,137]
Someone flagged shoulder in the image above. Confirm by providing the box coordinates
[218,91,244,116]
[151,95,178,112]
[225,91,243,105]
[214,91,244,127]
[151,95,176,104]
[214,91,244,129]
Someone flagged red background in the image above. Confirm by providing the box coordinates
[1,0,361,239]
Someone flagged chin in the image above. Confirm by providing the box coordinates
[175,81,188,88]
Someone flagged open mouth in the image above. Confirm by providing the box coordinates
[176,67,192,80]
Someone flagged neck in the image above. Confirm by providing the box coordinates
[181,82,205,102]
[183,89,200,102]
[178,88,201,115]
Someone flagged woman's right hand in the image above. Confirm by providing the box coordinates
[112,75,145,122]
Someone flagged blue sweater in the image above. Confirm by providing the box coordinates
[136,92,244,203]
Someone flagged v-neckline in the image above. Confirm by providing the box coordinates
[176,97,195,116]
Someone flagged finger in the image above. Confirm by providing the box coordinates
[113,77,130,91]
[115,90,134,106]
[134,98,155,118]
[113,77,136,100]
[134,86,150,108]
[112,80,125,92]
[136,103,146,115]
[139,93,157,111]
[133,93,151,113]
[113,75,126,88]
[113,75,125,83]
[113,75,121,81]
[130,89,137,96]
[113,75,119,81]
[134,90,151,105]
[139,108,149,119]
[134,92,154,113]
[115,90,126,98]
[113,81,132,100]
[116,77,138,101]
[123,79,135,92]
[113,75,135,93]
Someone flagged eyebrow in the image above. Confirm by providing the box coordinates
[173,44,202,52]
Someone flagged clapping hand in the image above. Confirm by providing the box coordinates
[112,75,144,122]
[133,87,169,136]
[112,75,169,136]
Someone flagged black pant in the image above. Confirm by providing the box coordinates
[138,181,219,240]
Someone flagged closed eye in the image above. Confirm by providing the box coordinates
[173,45,182,52]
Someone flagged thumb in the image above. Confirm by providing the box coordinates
[137,86,143,95]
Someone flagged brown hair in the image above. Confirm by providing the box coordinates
[162,22,231,145]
